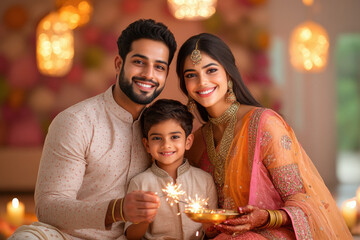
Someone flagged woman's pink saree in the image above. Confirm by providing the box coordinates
[199,108,352,239]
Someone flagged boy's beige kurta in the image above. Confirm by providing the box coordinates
[34,86,150,240]
[125,160,218,240]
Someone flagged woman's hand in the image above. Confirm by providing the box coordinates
[214,205,268,236]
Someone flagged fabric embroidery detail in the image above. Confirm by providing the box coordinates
[270,164,305,200]
[257,229,289,240]
[283,206,313,239]
[260,131,272,147]
[263,154,276,167]
[248,108,266,171]
[280,135,292,150]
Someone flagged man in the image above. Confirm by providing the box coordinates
[9,19,177,240]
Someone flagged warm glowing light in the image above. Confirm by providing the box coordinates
[167,0,217,20]
[185,194,209,213]
[302,0,314,6]
[341,198,357,229]
[7,198,25,226]
[290,21,329,72]
[162,182,186,206]
[12,198,20,208]
[36,12,74,77]
[57,0,93,29]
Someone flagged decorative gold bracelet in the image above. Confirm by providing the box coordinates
[273,210,283,228]
[257,209,283,229]
[120,198,127,223]
[112,198,119,223]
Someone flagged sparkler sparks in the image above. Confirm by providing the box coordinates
[162,182,186,206]
[185,194,209,213]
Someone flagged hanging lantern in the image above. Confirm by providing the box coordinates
[36,12,74,77]
[57,0,93,29]
[289,21,329,72]
[167,0,217,20]
[302,0,314,6]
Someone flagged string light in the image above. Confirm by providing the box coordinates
[57,0,93,29]
[36,12,74,77]
[302,0,314,6]
[167,0,217,20]
[289,21,329,72]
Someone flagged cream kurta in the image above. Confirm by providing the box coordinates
[125,160,218,240]
[34,86,150,240]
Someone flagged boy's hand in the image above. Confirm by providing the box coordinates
[123,191,160,223]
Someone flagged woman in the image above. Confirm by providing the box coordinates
[176,33,352,239]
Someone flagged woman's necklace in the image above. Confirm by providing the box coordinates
[204,102,240,188]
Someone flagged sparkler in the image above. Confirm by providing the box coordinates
[161,182,186,206]
[185,194,209,213]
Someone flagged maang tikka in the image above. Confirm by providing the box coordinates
[190,39,202,65]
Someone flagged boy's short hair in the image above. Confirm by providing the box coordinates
[141,99,194,138]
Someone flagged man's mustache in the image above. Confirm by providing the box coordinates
[132,76,159,87]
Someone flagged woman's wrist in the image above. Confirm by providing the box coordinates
[256,209,284,229]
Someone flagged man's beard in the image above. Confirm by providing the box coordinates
[118,65,164,105]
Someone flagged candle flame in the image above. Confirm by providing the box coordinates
[12,198,20,208]
[185,194,208,213]
[344,199,357,209]
[162,182,186,205]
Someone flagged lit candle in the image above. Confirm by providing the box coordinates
[6,198,25,226]
[341,198,357,229]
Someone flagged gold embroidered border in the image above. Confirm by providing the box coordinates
[269,163,306,200]
[283,206,313,240]
[248,108,266,171]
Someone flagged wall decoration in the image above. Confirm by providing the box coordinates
[290,21,329,72]
[36,12,74,77]
[167,0,217,20]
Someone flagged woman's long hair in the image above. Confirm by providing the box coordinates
[176,33,261,122]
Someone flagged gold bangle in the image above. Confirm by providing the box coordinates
[257,209,284,229]
[120,198,127,223]
[274,210,283,228]
[269,210,277,228]
[112,199,119,223]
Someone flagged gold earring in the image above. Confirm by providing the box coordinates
[187,96,197,112]
[190,39,202,65]
[225,80,236,103]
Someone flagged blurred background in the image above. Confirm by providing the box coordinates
[0,0,360,237]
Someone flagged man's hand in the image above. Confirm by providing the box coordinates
[123,191,160,223]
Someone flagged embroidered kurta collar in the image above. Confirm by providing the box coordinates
[104,85,138,123]
[150,159,190,178]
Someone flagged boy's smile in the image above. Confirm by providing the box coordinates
[143,119,193,179]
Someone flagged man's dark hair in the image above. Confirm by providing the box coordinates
[141,99,194,138]
[117,19,177,65]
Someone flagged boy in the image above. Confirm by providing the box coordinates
[125,99,218,240]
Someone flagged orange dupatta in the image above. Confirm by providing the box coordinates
[220,108,352,239]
